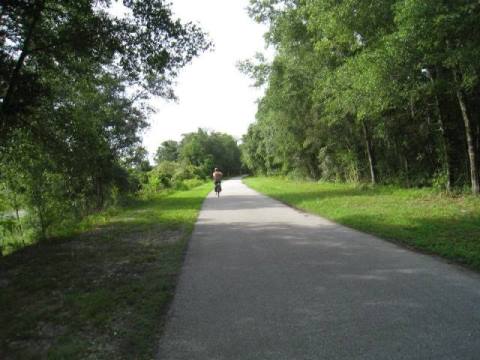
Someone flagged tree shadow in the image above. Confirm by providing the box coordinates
[332,213,480,271]
[162,219,480,359]
[241,183,480,271]
[202,194,285,211]
[252,186,402,205]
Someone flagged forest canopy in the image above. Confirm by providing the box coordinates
[144,129,242,195]
[0,0,211,250]
[241,0,480,194]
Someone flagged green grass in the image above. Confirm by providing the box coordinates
[244,176,480,271]
[0,183,211,359]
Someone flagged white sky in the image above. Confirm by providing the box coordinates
[141,0,271,159]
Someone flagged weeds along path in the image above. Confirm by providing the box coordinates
[158,178,480,360]
[0,184,211,359]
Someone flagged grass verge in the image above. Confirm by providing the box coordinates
[0,183,211,359]
[244,177,480,271]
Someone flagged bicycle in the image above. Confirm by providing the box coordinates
[214,181,222,197]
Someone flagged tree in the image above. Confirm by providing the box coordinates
[155,140,179,163]
[179,129,242,177]
[243,0,480,191]
[392,0,480,193]
[126,146,152,172]
[0,1,212,244]
[1,72,148,239]
[0,0,210,142]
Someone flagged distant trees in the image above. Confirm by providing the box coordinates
[179,129,242,177]
[0,1,210,249]
[146,129,242,194]
[242,0,480,193]
[155,141,180,163]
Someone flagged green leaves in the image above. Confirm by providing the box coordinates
[0,0,211,138]
[0,0,213,244]
[179,129,242,177]
[244,0,480,189]
[155,141,180,164]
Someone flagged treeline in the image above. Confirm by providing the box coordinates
[241,0,480,193]
[142,129,242,194]
[0,1,209,251]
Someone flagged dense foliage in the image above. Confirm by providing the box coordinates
[241,0,480,193]
[144,129,242,195]
[0,0,210,252]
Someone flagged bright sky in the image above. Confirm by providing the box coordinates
[142,0,271,159]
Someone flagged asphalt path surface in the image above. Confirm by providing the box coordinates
[157,178,480,360]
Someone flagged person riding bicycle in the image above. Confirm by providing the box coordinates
[212,168,223,193]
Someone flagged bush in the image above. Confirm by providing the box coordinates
[173,163,202,182]
[139,161,205,198]
[178,178,205,190]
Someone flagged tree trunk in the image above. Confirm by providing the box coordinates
[403,155,410,187]
[361,120,377,185]
[429,68,454,191]
[96,177,105,210]
[456,91,479,194]
[453,70,479,194]
[476,119,480,177]
[471,86,480,179]
[37,207,47,241]
[435,101,454,191]
[409,95,416,119]
[306,151,320,180]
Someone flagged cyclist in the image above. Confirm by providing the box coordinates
[212,168,223,196]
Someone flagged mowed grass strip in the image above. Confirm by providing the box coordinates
[0,183,211,359]
[244,177,480,271]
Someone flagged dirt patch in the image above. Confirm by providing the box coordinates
[125,227,184,245]
[0,223,189,359]
[0,184,211,359]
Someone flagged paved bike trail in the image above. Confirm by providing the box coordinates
[157,178,480,360]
